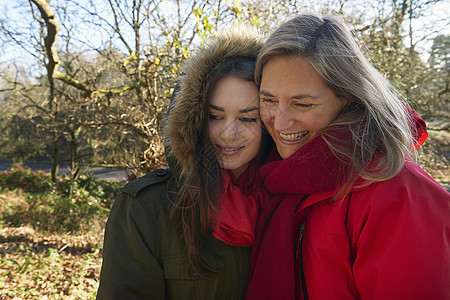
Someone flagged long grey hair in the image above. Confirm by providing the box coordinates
[256,14,417,194]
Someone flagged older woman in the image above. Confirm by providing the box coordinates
[247,14,450,300]
[218,14,449,300]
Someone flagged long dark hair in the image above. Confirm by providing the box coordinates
[169,56,271,274]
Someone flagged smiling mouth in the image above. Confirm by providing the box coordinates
[215,144,244,156]
[279,131,309,142]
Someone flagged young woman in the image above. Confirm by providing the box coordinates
[245,14,450,300]
[96,26,272,299]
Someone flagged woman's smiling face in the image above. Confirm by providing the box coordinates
[208,76,261,178]
[259,55,347,159]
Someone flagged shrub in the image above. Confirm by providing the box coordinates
[0,164,52,193]
[0,168,121,233]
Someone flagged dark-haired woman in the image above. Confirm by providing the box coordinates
[97,26,272,299]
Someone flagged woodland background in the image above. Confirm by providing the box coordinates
[0,0,448,298]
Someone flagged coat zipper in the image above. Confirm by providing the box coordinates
[298,222,309,300]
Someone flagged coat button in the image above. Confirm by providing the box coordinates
[155,169,167,176]
[190,268,199,278]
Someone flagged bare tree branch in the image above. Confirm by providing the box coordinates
[29,0,61,79]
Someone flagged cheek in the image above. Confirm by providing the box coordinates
[208,122,219,140]
[259,107,272,126]
[306,117,330,133]
[245,123,262,145]
[317,106,343,129]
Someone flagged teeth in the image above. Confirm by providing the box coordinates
[279,131,308,141]
[221,146,241,152]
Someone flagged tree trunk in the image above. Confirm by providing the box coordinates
[70,127,81,181]
[51,133,60,182]
[30,0,61,182]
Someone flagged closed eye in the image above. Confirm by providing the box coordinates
[294,103,313,109]
[240,117,258,122]
[260,97,276,104]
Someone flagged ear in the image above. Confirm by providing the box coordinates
[342,95,356,108]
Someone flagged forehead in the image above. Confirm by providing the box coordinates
[260,55,327,96]
[209,76,259,109]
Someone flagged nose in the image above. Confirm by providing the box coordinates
[220,120,240,141]
[272,106,295,131]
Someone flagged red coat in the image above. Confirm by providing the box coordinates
[247,158,450,299]
[215,111,449,299]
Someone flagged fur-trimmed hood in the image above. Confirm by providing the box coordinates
[163,25,264,178]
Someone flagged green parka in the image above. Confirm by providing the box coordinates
[97,26,264,299]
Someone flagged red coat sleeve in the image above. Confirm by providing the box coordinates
[213,170,270,246]
[347,162,450,299]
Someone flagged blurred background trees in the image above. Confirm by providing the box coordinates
[0,0,448,182]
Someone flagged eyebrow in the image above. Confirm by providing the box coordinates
[259,90,318,100]
[209,104,259,113]
[209,104,224,111]
[258,90,274,97]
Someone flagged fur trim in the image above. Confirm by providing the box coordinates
[164,25,264,177]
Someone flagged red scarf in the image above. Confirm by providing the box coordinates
[246,132,351,300]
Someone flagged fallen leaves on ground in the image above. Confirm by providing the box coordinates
[0,226,103,299]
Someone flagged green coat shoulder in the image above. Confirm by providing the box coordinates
[121,168,173,197]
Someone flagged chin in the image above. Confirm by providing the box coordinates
[279,153,292,160]
[279,147,300,159]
